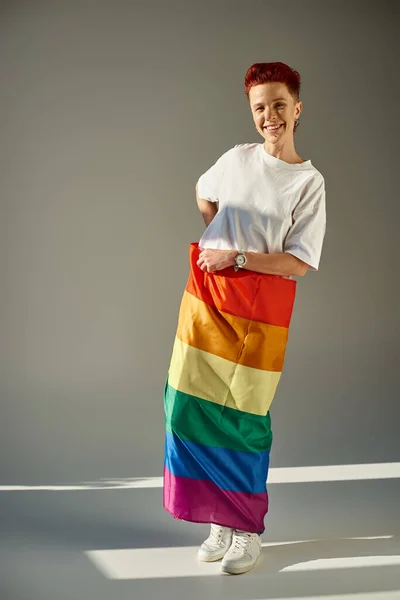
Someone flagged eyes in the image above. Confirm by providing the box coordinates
[255,103,285,112]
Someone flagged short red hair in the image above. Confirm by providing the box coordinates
[244,62,301,101]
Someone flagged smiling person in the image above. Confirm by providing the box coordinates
[163,62,326,575]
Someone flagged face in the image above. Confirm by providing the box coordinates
[249,82,302,144]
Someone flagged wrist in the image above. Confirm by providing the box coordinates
[232,250,248,271]
[227,250,237,266]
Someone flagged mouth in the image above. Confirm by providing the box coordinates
[264,124,284,134]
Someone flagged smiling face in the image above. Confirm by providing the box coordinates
[249,82,302,145]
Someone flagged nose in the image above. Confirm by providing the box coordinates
[263,107,276,122]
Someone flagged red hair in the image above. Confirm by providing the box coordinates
[244,62,301,101]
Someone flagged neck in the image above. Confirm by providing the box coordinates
[263,139,304,164]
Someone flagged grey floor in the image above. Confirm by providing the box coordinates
[1,474,400,600]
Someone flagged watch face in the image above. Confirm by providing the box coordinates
[236,254,246,266]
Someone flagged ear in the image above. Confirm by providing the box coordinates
[295,100,303,119]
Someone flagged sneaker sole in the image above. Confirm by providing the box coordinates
[220,555,260,575]
[197,550,227,562]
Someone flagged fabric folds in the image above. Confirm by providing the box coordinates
[163,243,296,533]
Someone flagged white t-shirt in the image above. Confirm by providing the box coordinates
[197,143,326,271]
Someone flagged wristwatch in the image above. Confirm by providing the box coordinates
[234,251,247,272]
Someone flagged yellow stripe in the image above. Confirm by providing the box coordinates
[168,337,281,416]
[177,291,288,372]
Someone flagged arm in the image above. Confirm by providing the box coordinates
[197,248,310,276]
[283,175,326,272]
[244,176,326,277]
[196,183,218,226]
[241,251,309,277]
[196,148,235,225]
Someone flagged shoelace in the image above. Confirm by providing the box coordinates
[208,525,226,545]
[230,532,255,554]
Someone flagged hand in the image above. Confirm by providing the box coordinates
[197,249,236,273]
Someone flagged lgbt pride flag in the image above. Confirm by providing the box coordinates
[163,243,297,533]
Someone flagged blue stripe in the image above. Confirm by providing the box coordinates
[164,431,269,494]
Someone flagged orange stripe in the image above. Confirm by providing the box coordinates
[177,291,288,372]
[187,243,297,328]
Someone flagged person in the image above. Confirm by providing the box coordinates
[163,62,326,575]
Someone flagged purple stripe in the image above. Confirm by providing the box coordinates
[163,466,268,533]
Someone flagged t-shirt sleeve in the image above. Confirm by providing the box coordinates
[196,148,234,203]
[284,174,326,271]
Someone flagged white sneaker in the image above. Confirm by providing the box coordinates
[221,530,262,574]
[197,524,234,562]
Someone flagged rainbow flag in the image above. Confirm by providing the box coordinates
[163,243,297,533]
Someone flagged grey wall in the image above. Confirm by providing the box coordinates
[1,0,399,538]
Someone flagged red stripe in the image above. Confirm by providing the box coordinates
[163,466,268,534]
[186,243,296,328]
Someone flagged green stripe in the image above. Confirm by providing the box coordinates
[164,380,272,454]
